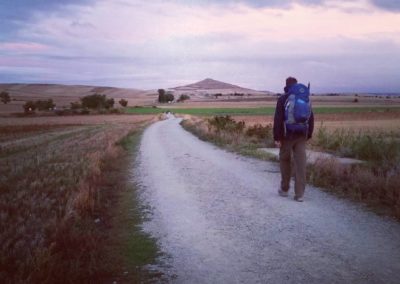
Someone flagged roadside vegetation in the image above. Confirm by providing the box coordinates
[181,116,275,161]
[181,115,400,219]
[309,126,400,217]
[0,117,160,283]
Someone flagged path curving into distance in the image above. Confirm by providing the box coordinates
[135,116,400,284]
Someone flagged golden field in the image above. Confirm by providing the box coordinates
[0,115,154,283]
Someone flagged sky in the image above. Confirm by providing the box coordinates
[0,0,400,93]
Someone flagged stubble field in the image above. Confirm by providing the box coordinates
[0,114,156,283]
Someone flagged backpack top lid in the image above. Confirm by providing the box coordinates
[288,83,310,102]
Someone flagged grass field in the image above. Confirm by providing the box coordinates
[0,115,159,283]
[125,106,400,116]
[181,114,400,219]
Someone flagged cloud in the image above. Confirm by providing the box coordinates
[0,0,95,40]
[1,0,400,92]
[0,42,49,52]
[370,0,400,11]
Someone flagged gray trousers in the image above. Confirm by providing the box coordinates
[279,137,307,198]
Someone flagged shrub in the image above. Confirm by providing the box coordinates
[353,98,359,103]
[35,99,56,110]
[0,91,11,104]
[23,101,36,113]
[70,101,82,110]
[313,126,400,172]
[206,116,246,146]
[208,115,245,134]
[81,94,111,109]
[246,123,272,141]
[158,89,174,103]
[23,99,55,113]
[109,108,121,114]
[119,99,128,107]
[80,109,90,115]
[105,98,114,109]
[177,94,190,102]
[308,158,400,218]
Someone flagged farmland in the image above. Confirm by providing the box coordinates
[0,115,157,283]
[1,86,400,282]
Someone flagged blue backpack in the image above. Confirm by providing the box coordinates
[284,83,312,136]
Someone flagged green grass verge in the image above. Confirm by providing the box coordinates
[126,106,400,116]
[107,129,162,282]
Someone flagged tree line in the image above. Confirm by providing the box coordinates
[0,91,129,113]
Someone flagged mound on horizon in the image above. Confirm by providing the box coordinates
[169,78,272,102]
[175,78,251,90]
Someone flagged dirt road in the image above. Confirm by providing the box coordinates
[135,117,400,283]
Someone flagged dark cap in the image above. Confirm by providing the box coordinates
[285,77,297,87]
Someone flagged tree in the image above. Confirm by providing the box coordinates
[165,92,174,103]
[81,94,107,109]
[105,98,114,109]
[158,89,166,103]
[35,99,55,110]
[158,89,174,103]
[23,101,36,113]
[177,94,190,103]
[119,99,128,107]
[0,91,11,104]
[70,101,82,110]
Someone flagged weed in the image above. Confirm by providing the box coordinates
[246,123,273,141]
[313,125,400,168]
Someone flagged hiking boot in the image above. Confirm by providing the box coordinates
[294,196,304,202]
[278,189,289,197]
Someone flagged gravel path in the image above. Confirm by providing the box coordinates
[135,117,400,284]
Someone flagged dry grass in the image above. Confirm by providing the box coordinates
[182,115,400,219]
[0,116,154,283]
[308,159,400,218]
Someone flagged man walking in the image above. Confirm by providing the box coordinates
[273,77,314,202]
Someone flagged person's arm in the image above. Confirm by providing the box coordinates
[307,111,314,140]
[273,96,284,145]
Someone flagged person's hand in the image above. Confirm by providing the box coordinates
[274,141,281,148]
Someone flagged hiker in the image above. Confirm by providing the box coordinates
[273,77,314,202]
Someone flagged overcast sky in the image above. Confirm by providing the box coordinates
[1,0,399,92]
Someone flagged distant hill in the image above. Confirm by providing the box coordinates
[173,78,250,90]
[0,83,146,99]
[170,78,272,101]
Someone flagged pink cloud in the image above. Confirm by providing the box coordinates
[0,42,49,51]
